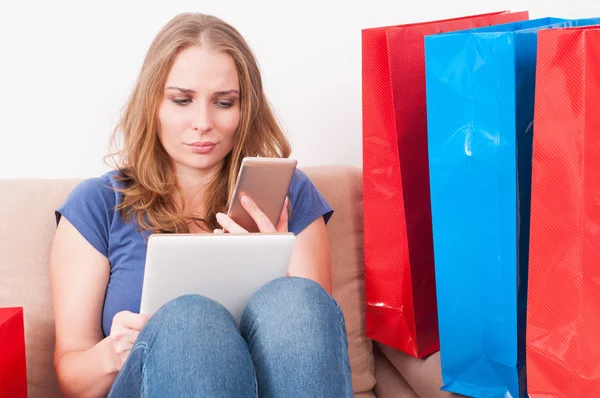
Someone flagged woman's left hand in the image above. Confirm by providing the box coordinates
[214,196,289,234]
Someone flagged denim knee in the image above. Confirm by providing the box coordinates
[239,277,353,398]
[118,295,257,398]
[240,277,345,339]
[141,294,237,338]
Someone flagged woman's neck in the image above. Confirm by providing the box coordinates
[172,161,222,214]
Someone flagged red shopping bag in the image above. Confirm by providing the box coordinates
[362,10,529,357]
[0,308,27,398]
[527,26,600,397]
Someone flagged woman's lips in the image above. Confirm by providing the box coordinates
[186,142,216,154]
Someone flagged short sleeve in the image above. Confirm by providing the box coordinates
[287,169,334,235]
[55,176,116,258]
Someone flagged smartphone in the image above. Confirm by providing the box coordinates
[226,157,298,233]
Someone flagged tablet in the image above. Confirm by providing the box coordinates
[140,233,296,324]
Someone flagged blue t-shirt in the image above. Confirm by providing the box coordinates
[56,169,333,337]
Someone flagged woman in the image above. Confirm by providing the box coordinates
[50,12,353,398]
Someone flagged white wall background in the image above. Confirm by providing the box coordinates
[0,0,595,178]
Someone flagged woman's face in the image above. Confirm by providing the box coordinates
[158,45,241,176]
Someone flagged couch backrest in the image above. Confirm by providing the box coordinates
[0,165,374,397]
[0,179,78,396]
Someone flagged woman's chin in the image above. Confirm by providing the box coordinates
[178,156,224,173]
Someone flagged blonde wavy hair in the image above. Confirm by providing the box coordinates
[106,13,291,233]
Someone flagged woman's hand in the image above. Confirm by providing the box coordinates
[108,311,150,370]
[215,196,289,233]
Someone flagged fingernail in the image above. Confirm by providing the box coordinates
[241,196,250,205]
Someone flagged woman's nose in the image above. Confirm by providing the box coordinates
[191,107,215,132]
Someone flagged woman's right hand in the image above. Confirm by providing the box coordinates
[108,311,150,370]
[214,196,289,234]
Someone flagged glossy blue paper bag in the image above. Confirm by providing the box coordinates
[424,17,600,398]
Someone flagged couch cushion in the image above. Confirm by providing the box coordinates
[376,342,463,398]
[373,342,418,397]
[0,179,80,397]
[303,166,376,394]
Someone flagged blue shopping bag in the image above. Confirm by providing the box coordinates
[424,17,600,398]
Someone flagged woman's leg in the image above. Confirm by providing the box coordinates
[108,294,256,398]
[240,277,353,398]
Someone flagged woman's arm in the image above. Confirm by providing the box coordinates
[50,217,120,398]
[286,217,332,294]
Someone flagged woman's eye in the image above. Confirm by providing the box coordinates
[172,98,192,106]
[216,100,234,109]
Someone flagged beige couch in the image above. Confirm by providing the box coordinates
[0,165,453,397]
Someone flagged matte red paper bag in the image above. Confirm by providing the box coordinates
[362,10,529,357]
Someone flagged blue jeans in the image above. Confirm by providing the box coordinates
[108,277,353,397]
